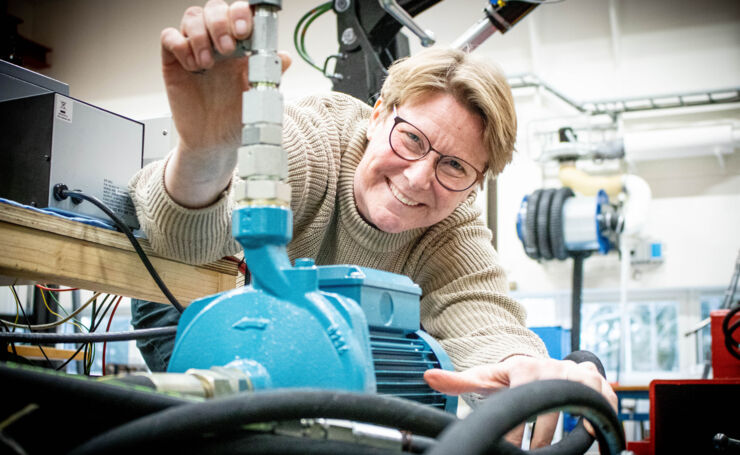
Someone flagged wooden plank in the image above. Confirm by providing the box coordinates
[8,345,85,361]
[0,202,235,275]
[0,203,239,305]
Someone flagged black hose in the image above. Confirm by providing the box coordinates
[427,350,610,455]
[166,431,401,455]
[0,361,194,453]
[425,379,624,455]
[0,361,190,412]
[0,326,177,343]
[68,389,456,455]
[52,184,185,313]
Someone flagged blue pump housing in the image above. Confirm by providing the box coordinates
[168,206,456,413]
[317,266,457,413]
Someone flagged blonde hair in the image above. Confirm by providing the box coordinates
[379,48,517,178]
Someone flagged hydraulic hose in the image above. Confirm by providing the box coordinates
[426,379,624,455]
[425,350,614,455]
[0,361,194,453]
[68,389,456,454]
[157,432,401,455]
[0,361,190,411]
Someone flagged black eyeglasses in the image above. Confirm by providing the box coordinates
[389,106,486,192]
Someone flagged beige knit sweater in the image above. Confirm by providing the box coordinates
[129,92,547,372]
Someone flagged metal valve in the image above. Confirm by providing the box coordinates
[234,0,291,207]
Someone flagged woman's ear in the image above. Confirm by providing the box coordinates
[366,98,385,141]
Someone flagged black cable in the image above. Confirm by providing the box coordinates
[426,380,625,455]
[84,297,99,374]
[12,286,54,368]
[0,326,177,343]
[0,318,19,358]
[56,341,87,371]
[68,389,456,454]
[52,184,185,313]
[91,295,115,332]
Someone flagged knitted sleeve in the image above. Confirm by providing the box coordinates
[407,199,549,371]
[128,155,240,264]
[129,92,369,265]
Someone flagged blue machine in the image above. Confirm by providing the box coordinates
[166,0,455,413]
[168,205,457,413]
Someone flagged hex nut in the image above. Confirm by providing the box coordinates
[242,123,283,146]
[237,143,287,178]
[242,89,283,125]
[248,53,282,84]
[233,179,291,204]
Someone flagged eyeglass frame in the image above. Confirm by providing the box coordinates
[388,106,487,192]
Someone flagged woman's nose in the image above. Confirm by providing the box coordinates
[403,156,436,190]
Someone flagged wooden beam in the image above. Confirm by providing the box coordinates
[0,203,238,305]
[8,345,85,361]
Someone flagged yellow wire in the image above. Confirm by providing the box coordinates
[5,289,101,330]
[39,287,87,332]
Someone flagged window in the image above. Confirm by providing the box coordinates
[581,300,679,377]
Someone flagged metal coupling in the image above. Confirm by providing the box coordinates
[129,366,252,399]
[233,179,291,206]
[242,88,283,126]
[242,123,282,146]
[184,366,253,398]
[237,143,287,179]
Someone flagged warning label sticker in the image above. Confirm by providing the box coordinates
[55,96,74,123]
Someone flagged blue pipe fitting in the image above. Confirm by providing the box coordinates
[232,205,292,249]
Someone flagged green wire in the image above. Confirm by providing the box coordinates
[294,4,327,63]
[294,2,333,72]
[46,289,71,318]
[301,4,332,71]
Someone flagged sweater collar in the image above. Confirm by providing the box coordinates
[337,121,425,253]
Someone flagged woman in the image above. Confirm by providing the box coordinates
[131,1,616,447]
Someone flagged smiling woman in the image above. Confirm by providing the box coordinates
[354,92,488,233]
[129,3,617,447]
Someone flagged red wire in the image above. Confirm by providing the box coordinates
[101,295,124,376]
[35,284,80,292]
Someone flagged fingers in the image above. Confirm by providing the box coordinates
[181,5,214,68]
[278,51,292,73]
[504,423,525,448]
[167,1,254,72]
[164,2,293,76]
[203,0,234,56]
[423,365,508,396]
[229,1,253,39]
[530,412,559,448]
[161,27,197,71]
[423,369,482,395]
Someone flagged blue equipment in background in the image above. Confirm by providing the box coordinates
[529,326,571,361]
[168,205,457,413]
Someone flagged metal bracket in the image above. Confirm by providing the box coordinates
[378,0,435,47]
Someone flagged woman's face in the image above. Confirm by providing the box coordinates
[354,92,488,233]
